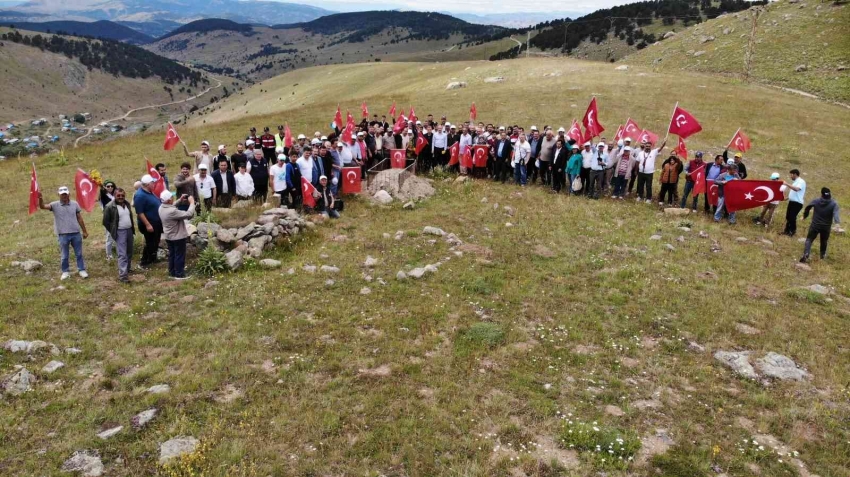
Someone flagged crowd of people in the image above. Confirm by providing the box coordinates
[36,112,841,282]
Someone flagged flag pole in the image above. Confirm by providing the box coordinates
[664,102,678,143]
[727,127,740,150]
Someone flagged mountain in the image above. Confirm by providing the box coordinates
[4,0,334,26]
[146,12,512,81]
[2,20,153,44]
[115,19,182,38]
[450,11,585,29]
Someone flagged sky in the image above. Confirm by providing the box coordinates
[290,0,631,15]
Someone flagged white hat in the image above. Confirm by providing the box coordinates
[319,175,327,181]
[530,125,538,131]
[297,134,306,140]
[570,144,579,150]
[57,186,70,194]
[275,146,283,154]
[245,139,255,146]
[198,164,208,170]
[314,131,321,137]
[445,122,451,127]
[416,120,422,125]
[320,136,327,141]
[357,131,365,136]
[498,126,506,131]
[140,174,155,185]
[597,142,605,148]
[584,142,592,147]
[624,137,632,142]
[311,138,321,145]
[557,127,565,132]
[727,159,735,165]
[218,144,225,151]
[770,172,780,180]
[623,146,632,152]
[159,190,173,202]
[201,140,210,147]
[617,140,624,147]
[351,134,357,139]
[277,154,286,161]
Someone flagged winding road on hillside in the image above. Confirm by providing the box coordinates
[74,76,223,147]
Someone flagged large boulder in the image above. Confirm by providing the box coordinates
[446,81,467,90]
[235,223,257,241]
[373,190,394,204]
[225,249,243,271]
[196,222,220,238]
[61,450,103,476]
[423,226,446,236]
[714,350,757,380]
[755,352,810,381]
[216,228,235,244]
[2,367,36,395]
[159,437,199,464]
[256,215,278,226]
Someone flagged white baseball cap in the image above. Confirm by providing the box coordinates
[624,137,632,142]
[199,164,209,170]
[218,144,225,151]
[159,190,173,202]
[297,134,306,140]
[57,186,70,194]
[245,139,255,146]
[498,126,506,131]
[557,127,565,132]
[140,174,155,185]
[311,138,321,145]
[530,125,538,131]
[320,136,328,141]
[201,141,210,147]
[277,154,286,161]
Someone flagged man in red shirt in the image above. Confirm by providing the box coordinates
[260,127,277,164]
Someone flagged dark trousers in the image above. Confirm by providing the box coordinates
[659,182,678,204]
[263,148,276,164]
[613,174,628,197]
[580,167,590,194]
[527,158,538,183]
[539,161,551,185]
[628,168,637,193]
[140,228,161,266]
[493,158,509,183]
[804,227,831,258]
[217,193,232,208]
[166,238,187,278]
[588,169,604,198]
[636,172,654,200]
[433,147,446,166]
[680,181,709,210]
[253,182,268,203]
[552,170,565,192]
[784,201,804,236]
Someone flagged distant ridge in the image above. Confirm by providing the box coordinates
[3,20,153,44]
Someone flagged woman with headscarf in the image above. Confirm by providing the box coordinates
[99,179,117,260]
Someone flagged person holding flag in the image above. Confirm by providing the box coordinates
[182,140,214,173]
[754,173,785,228]
[680,151,707,211]
[634,138,667,203]
[37,186,89,280]
[713,163,740,224]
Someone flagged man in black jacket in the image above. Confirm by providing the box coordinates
[800,187,841,263]
[211,160,236,208]
[230,142,248,170]
[493,133,513,183]
[214,145,231,171]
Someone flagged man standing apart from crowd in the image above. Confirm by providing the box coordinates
[183,140,213,173]
[102,187,134,283]
[38,186,88,280]
[782,169,806,237]
[800,187,840,263]
[159,191,195,279]
[134,175,163,269]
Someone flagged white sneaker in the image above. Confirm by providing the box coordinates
[635,197,641,202]
[646,199,652,204]
[658,201,664,206]
[79,270,89,279]
[60,272,71,280]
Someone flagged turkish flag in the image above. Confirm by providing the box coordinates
[341,166,361,194]
[580,127,593,146]
[613,124,624,143]
[332,106,343,129]
[723,180,784,213]
[390,149,406,168]
[398,108,405,120]
[388,102,396,118]
[461,149,473,169]
[567,120,582,143]
[392,115,406,134]
[582,97,604,138]
[74,169,97,212]
[163,122,180,151]
[341,121,355,145]
[284,123,293,148]
[672,137,687,159]
[448,142,460,166]
[408,106,417,124]
[472,145,488,167]
[668,105,702,139]
[29,163,40,215]
[728,128,752,152]
[361,101,369,119]
[346,110,354,126]
[623,117,641,141]
[690,164,706,195]
[145,158,166,197]
[301,177,317,208]
[470,102,477,121]
[637,129,658,147]
[414,135,427,155]
[707,181,719,206]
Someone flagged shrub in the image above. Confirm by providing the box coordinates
[459,322,505,348]
[194,245,228,276]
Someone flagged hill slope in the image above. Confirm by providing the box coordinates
[1,58,849,477]
[3,20,153,44]
[624,0,850,103]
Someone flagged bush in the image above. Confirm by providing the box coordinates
[194,245,228,276]
[459,322,505,348]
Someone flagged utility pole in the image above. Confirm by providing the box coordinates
[744,7,762,83]
[527,30,530,58]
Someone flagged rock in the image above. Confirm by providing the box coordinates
[735,236,748,242]
[424,264,439,273]
[804,284,830,295]
[394,230,404,240]
[676,236,685,243]
[302,264,316,273]
[259,259,281,268]
[605,405,625,417]
[286,268,295,275]
[408,268,427,279]
[146,384,171,394]
[15,259,43,273]
[693,50,706,57]
[255,214,277,226]
[225,249,243,271]
[196,222,220,238]
[663,31,676,39]
[795,263,812,272]
[159,437,200,464]
[131,408,157,429]
[664,207,690,216]
[97,426,123,440]
[615,65,629,71]
[259,222,276,236]
[360,287,371,295]
[2,367,36,395]
[795,64,807,72]
[325,279,335,286]
[688,341,706,353]
[358,364,392,377]
[235,223,257,241]
[714,351,757,380]
[41,360,65,374]
[454,175,470,183]
[649,234,662,240]
[396,271,407,280]
[364,256,378,267]
[189,234,208,251]
[698,230,709,238]
[483,76,505,83]
[754,352,810,381]
[678,226,691,232]
[445,233,463,246]
[446,81,467,90]
[665,243,676,251]
[320,265,339,273]
[503,205,515,217]
[65,347,82,355]
[723,27,732,35]
[372,190,394,204]
[61,450,103,476]
[735,323,761,335]
[699,35,715,43]
[422,226,446,236]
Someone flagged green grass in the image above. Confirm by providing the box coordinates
[1,57,850,476]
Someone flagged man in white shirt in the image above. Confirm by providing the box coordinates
[580,142,595,195]
[432,124,448,166]
[634,139,667,203]
[193,164,216,210]
[234,163,254,201]
[459,125,473,156]
[587,143,608,199]
[296,148,316,185]
[782,168,807,236]
[269,154,289,198]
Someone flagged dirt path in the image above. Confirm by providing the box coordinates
[74,76,223,148]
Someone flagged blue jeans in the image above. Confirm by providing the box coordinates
[514,162,527,185]
[613,174,628,197]
[714,197,736,223]
[58,232,85,273]
[166,238,187,278]
[330,169,341,196]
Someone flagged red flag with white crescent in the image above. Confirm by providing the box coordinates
[461,148,473,169]
[341,166,361,194]
[668,105,702,139]
[163,122,180,151]
[414,135,427,155]
[448,142,460,166]
[284,123,293,148]
[408,106,417,124]
[672,137,687,159]
[361,101,369,119]
[346,110,354,126]
[567,120,582,143]
[333,105,343,129]
[623,117,641,141]
[390,149,406,169]
[74,169,97,212]
[145,158,166,197]
[29,162,40,215]
[708,181,719,206]
[301,176,317,208]
[472,145,488,167]
[723,180,784,213]
[392,115,406,135]
[613,124,624,143]
[727,128,752,152]
[637,129,658,147]
[388,102,396,118]
[690,164,706,196]
[469,102,477,121]
[582,97,604,138]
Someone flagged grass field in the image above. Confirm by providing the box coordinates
[625,0,850,103]
[1,57,849,476]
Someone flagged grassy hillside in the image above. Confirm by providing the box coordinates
[2,58,849,476]
[625,0,850,103]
